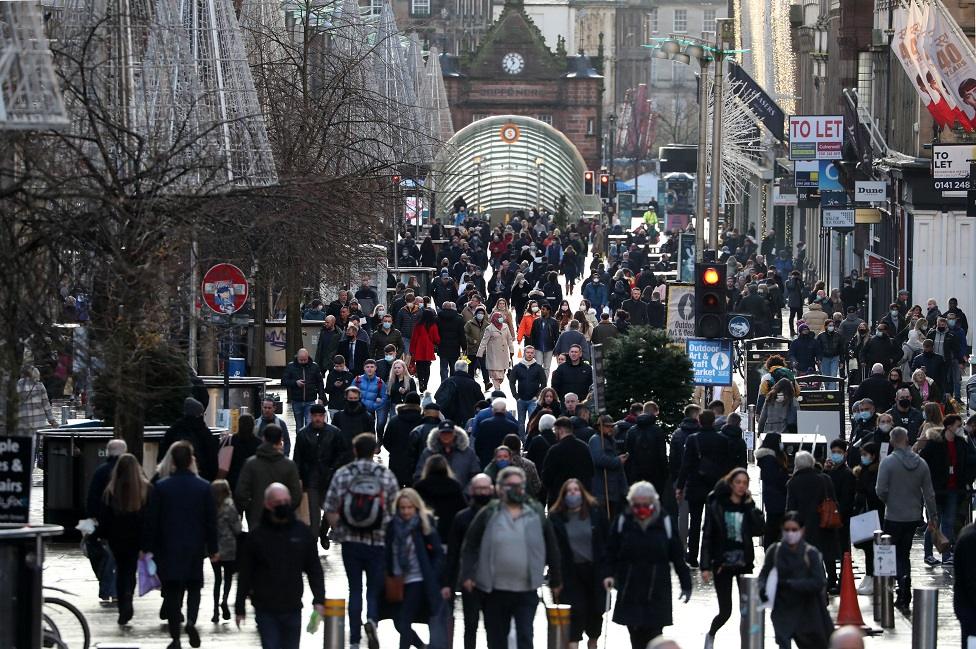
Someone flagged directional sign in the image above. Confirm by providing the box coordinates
[202,263,249,314]
[686,338,733,386]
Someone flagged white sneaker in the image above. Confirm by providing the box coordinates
[704,633,715,649]
[856,576,874,596]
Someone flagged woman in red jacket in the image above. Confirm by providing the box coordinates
[409,308,440,391]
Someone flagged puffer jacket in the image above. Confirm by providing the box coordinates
[414,426,481,485]
[353,373,387,415]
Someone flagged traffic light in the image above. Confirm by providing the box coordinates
[392,174,401,186]
[583,171,595,195]
[695,262,727,338]
[599,173,611,199]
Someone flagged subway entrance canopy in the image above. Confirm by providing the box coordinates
[434,114,602,218]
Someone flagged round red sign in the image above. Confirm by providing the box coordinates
[201,263,249,314]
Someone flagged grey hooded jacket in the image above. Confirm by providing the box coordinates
[876,447,938,523]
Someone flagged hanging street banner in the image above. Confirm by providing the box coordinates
[924,1,976,128]
[788,115,844,160]
[686,338,733,386]
[729,62,786,141]
[666,283,695,344]
[893,1,955,129]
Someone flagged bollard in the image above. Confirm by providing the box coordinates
[738,575,765,649]
[546,604,571,649]
[912,587,938,649]
[60,406,71,424]
[872,529,884,622]
[878,535,895,629]
[322,598,345,648]
[747,404,757,464]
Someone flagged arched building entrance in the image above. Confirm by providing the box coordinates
[434,115,601,218]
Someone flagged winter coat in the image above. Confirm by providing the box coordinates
[434,371,484,424]
[414,427,481,485]
[582,281,609,310]
[758,541,832,646]
[529,316,560,352]
[369,327,404,360]
[853,461,884,517]
[676,428,733,502]
[409,322,441,362]
[590,321,619,346]
[477,325,514,371]
[851,375,897,413]
[624,414,670,493]
[414,473,467,541]
[860,335,901,372]
[315,327,343,369]
[553,329,590,361]
[954,524,976,631]
[785,467,837,554]
[549,509,610,609]
[758,397,797,435]
[606,511,692,628]
[826,464,857,520]
[336,338,369,377]
[474,413,520,468]
[551,359,593,400]
[282,359,324,403]
[668,418,700,479]
[235,515,325,616]
[235,443,303,529]
[756,448,789,515]
[394,305,423,339]
[700,480,765,573]
[324,368,354,407]
[159,416,220,482]
[621,298,648,326]
[541,435,595,505]
[227,433,261,492]
[351,374,386,416]
[215,498,242,560]
[788,333,819,371]
[918,429,976,495]
[816,330,845,358]
[485,454,543,500]
[589,433,628,505]
[331,401,375,449]
[142,470,218,582]
[800,304,828,331]
[509,359,547,401]
[436,310,466,358]
[383,516,445,612]
[784,277,806,309]
[463,317,489,356]
[381,404,425,486]
[292,423,347,492]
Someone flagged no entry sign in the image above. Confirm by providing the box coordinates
[202,263,249,314]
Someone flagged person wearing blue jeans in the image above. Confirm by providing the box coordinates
[291,401,314,432]
[341,543,385,646]
[509,346,545,436]
[255,609,302,648]
[282,349,324,432]
[820,355,840,390]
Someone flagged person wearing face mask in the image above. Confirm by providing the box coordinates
[911,338,950,395]
[851,442,884,594]
[824,440,856,588]
[758,512,834,649]
[442,474,494,649]
[369,314,403,362]
[477,312,515,391]
[234,483,326,647]
[460,466,563,649]
[886,387,924,444]
[925,298,943,329]
[848,400,879,455]
[548,478,610,649]
[847,323,871,385]
[859,324,901,374]
[394,292,422,367]
[605,481,692,649]
[699,468,766,649]
[816,319,845,389]
[785,271,806,337]
[880,302,907,343]
[788,323,818,373]
[582,273,609,313]
[930,316,964,398]
[786,451,840,593]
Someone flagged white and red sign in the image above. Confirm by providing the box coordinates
[865,253,887,278]
[788,116,844,160]
[202,263,249,314]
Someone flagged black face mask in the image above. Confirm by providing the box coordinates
[898,399,912,409]
[472,494,493,507]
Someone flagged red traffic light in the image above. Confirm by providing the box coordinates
[702,267,720,285]
[600,174,610,184]
[392,174,401,185]
[585,171,593,180]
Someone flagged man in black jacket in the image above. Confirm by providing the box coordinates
[475,399,520,468]
[442,474,495,649]
[331,386,374,458]
[541,417,595,505]
[435,359,485,425]
[509,346,547,433]
[621,286,648,326]
[529,304,560,376]
[852,363,897,413]
[235,483,326,642]
[676,411,729,566]
[382,392,425,487]
[292,404,348,541]
[437,302,467,381]
[336,325,369,377]
[324,355,354,418]
[859,324,901,372]
[159,397,220,481]
[625,404,669,493]
[551,344,592,400]
[646,291,666,329]
[887,387,924,443]
[282,349,324,431]
[737,284,772,337]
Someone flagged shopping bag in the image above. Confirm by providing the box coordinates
[850,510,881,545]
[137,553,161,596]
[216,434,234,477]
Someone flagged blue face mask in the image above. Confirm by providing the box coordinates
[384,354,395,362]
[830,452,845,465]
[860,456,872,466]
[496,460,510,469]
[856,411,871,421]
[382,322,392,330]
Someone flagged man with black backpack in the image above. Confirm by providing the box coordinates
[324,433,399,649]
[675,410,731,567]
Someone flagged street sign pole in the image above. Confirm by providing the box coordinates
[201,263,249,414]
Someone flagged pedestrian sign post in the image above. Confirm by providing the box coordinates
[202,263,249,315]
[686,338,733,386]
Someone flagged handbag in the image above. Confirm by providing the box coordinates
[384,574,405,603]
[817,494,843,529]
[137,553,161,596]
[217,434,234,477]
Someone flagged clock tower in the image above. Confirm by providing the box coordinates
[441,2,604,171]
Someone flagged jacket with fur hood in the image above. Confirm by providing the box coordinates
[876,446,939,522]
[413,426,481,486]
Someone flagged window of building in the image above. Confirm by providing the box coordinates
[643,8,658,41]
[368,0,383,15]
[472,113,488,123]
[587,118,595,135]
[857,51,873,111]
[411,0,430,16]
[673,9,687,33]
[702,9,716,36]
[535,114,553,125]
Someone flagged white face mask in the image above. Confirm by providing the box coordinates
[782,530,802,545]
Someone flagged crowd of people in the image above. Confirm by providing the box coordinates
[76,210,976,649]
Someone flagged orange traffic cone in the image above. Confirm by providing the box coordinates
[836,551,866,627]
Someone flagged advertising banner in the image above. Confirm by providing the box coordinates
[729,62,786,141]
[788,116,844,160]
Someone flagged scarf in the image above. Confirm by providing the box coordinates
[491,313,505,330]
[391,514,420,576]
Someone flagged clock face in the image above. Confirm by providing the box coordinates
[502,52,525,75]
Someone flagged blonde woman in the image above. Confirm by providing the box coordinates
[385,488,447,649]
[97,453,151,625]
[477,312,515,390]
[386,359,419,418]
[492,297,517,337]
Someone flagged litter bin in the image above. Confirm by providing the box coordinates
[199,376,271,428]
[37,426,225,538]
[227,357,246,377]
[0,523,63,649]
